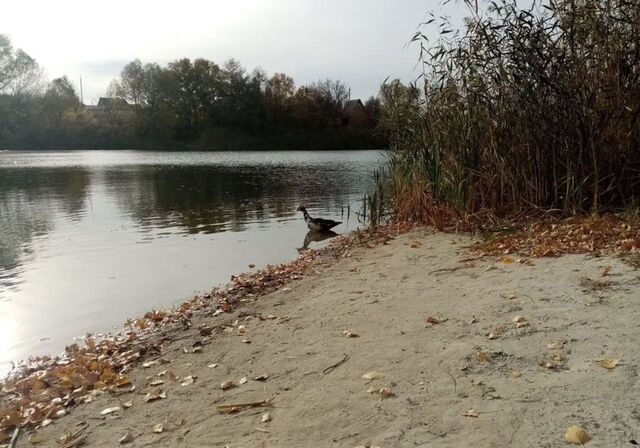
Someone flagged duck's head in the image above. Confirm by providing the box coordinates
[296,206,307,212]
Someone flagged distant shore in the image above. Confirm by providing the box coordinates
[2,226,638,446]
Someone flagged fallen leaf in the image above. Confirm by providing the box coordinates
[513,315,527,323]
[149,379,164,386]
[248,264,256,268]
[488,332,497,340]
[516,321,530,328]
[192,347,203,353]
[467,316,478,324]
[152,424,164,433]
[500,256,514,264]
[143,390,166,402]
[564,425,591,444]
[220,380,236,390]
[378,387,395,398]
[253,374,268,381]
[28,433,47,444]
[121,400,133,409]
[342,330,360,338]
[463,409,480,418]
[238,377,248,385]
[142,361,158,368]
[598,358,621,369]
[242,339,251,344]
[207,363,219,369]
[100,406,121,415]
[476,351,490,363]
[119,432,133,444]
[602,266,612,276]
[511,371,523,378]
[500,292,516,300]
[176,419,186,427]
[425,316,441,325]
[547,341,565,350]
[181,376,195,386]
[261,412,271,423]
[167,371,177,381]
[361,371,385,381]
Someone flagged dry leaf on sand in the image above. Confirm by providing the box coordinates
[143,390,166,402]
[100,406,121,415]
[181,376,196,386]
[152,424,164,433]
[463,409,480,418]
[220,380,236,390]
[564,425,591,444]
[342,330,360,338]
[119,432,133,444]
[598,358,621,369]
[547,341,565,350]
[361,371,385,382]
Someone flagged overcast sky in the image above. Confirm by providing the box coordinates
[1,1,468,104]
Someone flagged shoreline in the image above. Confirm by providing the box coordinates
[2,222,640,446]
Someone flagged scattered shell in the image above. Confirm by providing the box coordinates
[208,363,219,368]
[261,412,272,423]
[598,358,621,369]
[253,374,269,381]
[121,400,133,409]
[488,332,497,340]
[513,315,527,323]
[238,377,248,385]
[152,423,164,433]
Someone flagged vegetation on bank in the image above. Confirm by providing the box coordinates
[0,37,383,150]
[372,0,640,226]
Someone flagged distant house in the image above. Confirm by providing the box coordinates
[341,99,369,128]
[84,97,132,115]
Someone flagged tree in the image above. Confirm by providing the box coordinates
[0,34,39,92]
[43,76,79,123]
[119,59,145,106]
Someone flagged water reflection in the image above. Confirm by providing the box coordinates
[0,150,383,374]
[0,168,90,290]
[103,164,360,234]
[297,230,338,252]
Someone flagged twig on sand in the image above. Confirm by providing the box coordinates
[58,424,89,448]
[8,428,19,448]
[322,354,350,375]
[445,367,458,396]
[429,265,474,275]
[217,398,273,414]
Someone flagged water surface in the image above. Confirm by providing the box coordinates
[0,150,383,374]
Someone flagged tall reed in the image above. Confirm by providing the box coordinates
[375,0,640,226]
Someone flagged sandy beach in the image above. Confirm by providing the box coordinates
[3,227,640,447]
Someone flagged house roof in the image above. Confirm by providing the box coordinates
[96,97,131,108]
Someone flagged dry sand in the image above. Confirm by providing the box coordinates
[14,229,640,447]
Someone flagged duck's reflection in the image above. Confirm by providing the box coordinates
[297,230,338,252]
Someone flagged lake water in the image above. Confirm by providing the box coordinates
[0,150,384,375]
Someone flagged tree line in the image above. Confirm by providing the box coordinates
[0,35,383,150]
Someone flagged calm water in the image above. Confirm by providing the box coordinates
[0,150,384,375]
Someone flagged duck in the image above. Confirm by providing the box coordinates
[296,206,342,231]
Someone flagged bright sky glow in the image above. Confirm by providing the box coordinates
[1,0,467,104]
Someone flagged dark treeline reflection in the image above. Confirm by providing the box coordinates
[0,168,90,281]
[105,163,362,234]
